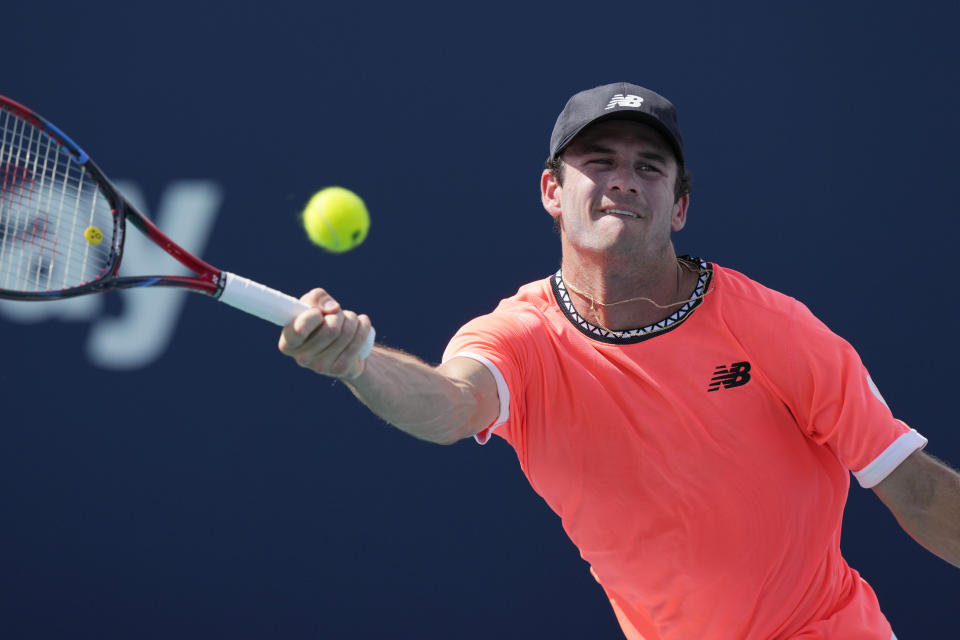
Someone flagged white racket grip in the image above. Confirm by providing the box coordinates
[218,272,375,359]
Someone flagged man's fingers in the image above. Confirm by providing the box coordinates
[279,308,323,351]
[301,311,357,372]
[300,288,341,314]
[279,289,344,352]
[278,290,371,379]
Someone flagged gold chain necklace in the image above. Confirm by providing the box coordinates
[561,259,714,334]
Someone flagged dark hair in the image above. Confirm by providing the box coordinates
[544,154,692,202]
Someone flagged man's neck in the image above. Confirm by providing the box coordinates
[560,248,698,332]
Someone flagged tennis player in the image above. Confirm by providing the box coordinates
[279,82,960,639]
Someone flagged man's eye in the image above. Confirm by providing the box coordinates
[588,158,612,165]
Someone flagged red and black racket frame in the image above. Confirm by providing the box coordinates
[0,95,225,301]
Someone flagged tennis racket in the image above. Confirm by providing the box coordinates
[0,95,375,358]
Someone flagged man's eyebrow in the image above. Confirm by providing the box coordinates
[575,143,669,164]
[636,150,669,164]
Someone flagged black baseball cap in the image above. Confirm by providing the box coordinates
[549,82,685,166]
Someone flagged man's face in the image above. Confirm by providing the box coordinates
[541,119,688,259]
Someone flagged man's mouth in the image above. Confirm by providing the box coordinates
[605,208,639,218]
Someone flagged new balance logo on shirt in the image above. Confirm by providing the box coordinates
[605,94,644,109]
[708,361,752,391]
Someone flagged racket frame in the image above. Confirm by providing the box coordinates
[0,95,225,300]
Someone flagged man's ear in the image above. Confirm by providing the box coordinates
[541,169,562,220]
[672,193,690,231]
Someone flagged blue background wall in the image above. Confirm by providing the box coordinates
[2,1,958,637]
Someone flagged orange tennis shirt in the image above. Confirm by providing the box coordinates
[442,259,926,640]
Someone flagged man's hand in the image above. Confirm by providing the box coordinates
[278,288,374,380]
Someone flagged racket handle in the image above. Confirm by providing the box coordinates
[218,272,375,359]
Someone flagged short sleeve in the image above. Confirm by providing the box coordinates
[780,303,927,487]
[441,309,534,446]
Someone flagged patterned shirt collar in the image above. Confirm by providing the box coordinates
[551,256,712,345]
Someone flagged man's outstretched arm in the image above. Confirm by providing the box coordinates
[278,288,500,445]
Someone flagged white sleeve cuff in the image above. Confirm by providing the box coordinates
[446,351,509,445]
[852,428,928,488]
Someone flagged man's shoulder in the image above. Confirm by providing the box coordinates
[442,276,559,364]
[491,276,556,316]
[449,276,555,340]
[712,262,807,319]
[708,262,838,348]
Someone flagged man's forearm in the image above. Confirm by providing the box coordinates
[900,459,960,568]
[341,346,490,445]
[875,451,960,569]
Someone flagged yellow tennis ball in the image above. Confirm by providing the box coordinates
[301,187,370,253]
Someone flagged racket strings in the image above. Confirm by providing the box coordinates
[0,108,114,293]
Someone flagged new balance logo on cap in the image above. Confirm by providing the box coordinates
[708,361,752,391]
[549,83,685,164]
[605,94,644,110]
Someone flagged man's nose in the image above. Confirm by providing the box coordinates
[609,165,639,194]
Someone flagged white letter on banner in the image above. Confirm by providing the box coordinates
[85,181,223,370]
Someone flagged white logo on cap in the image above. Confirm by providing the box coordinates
[605,94,644,109]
